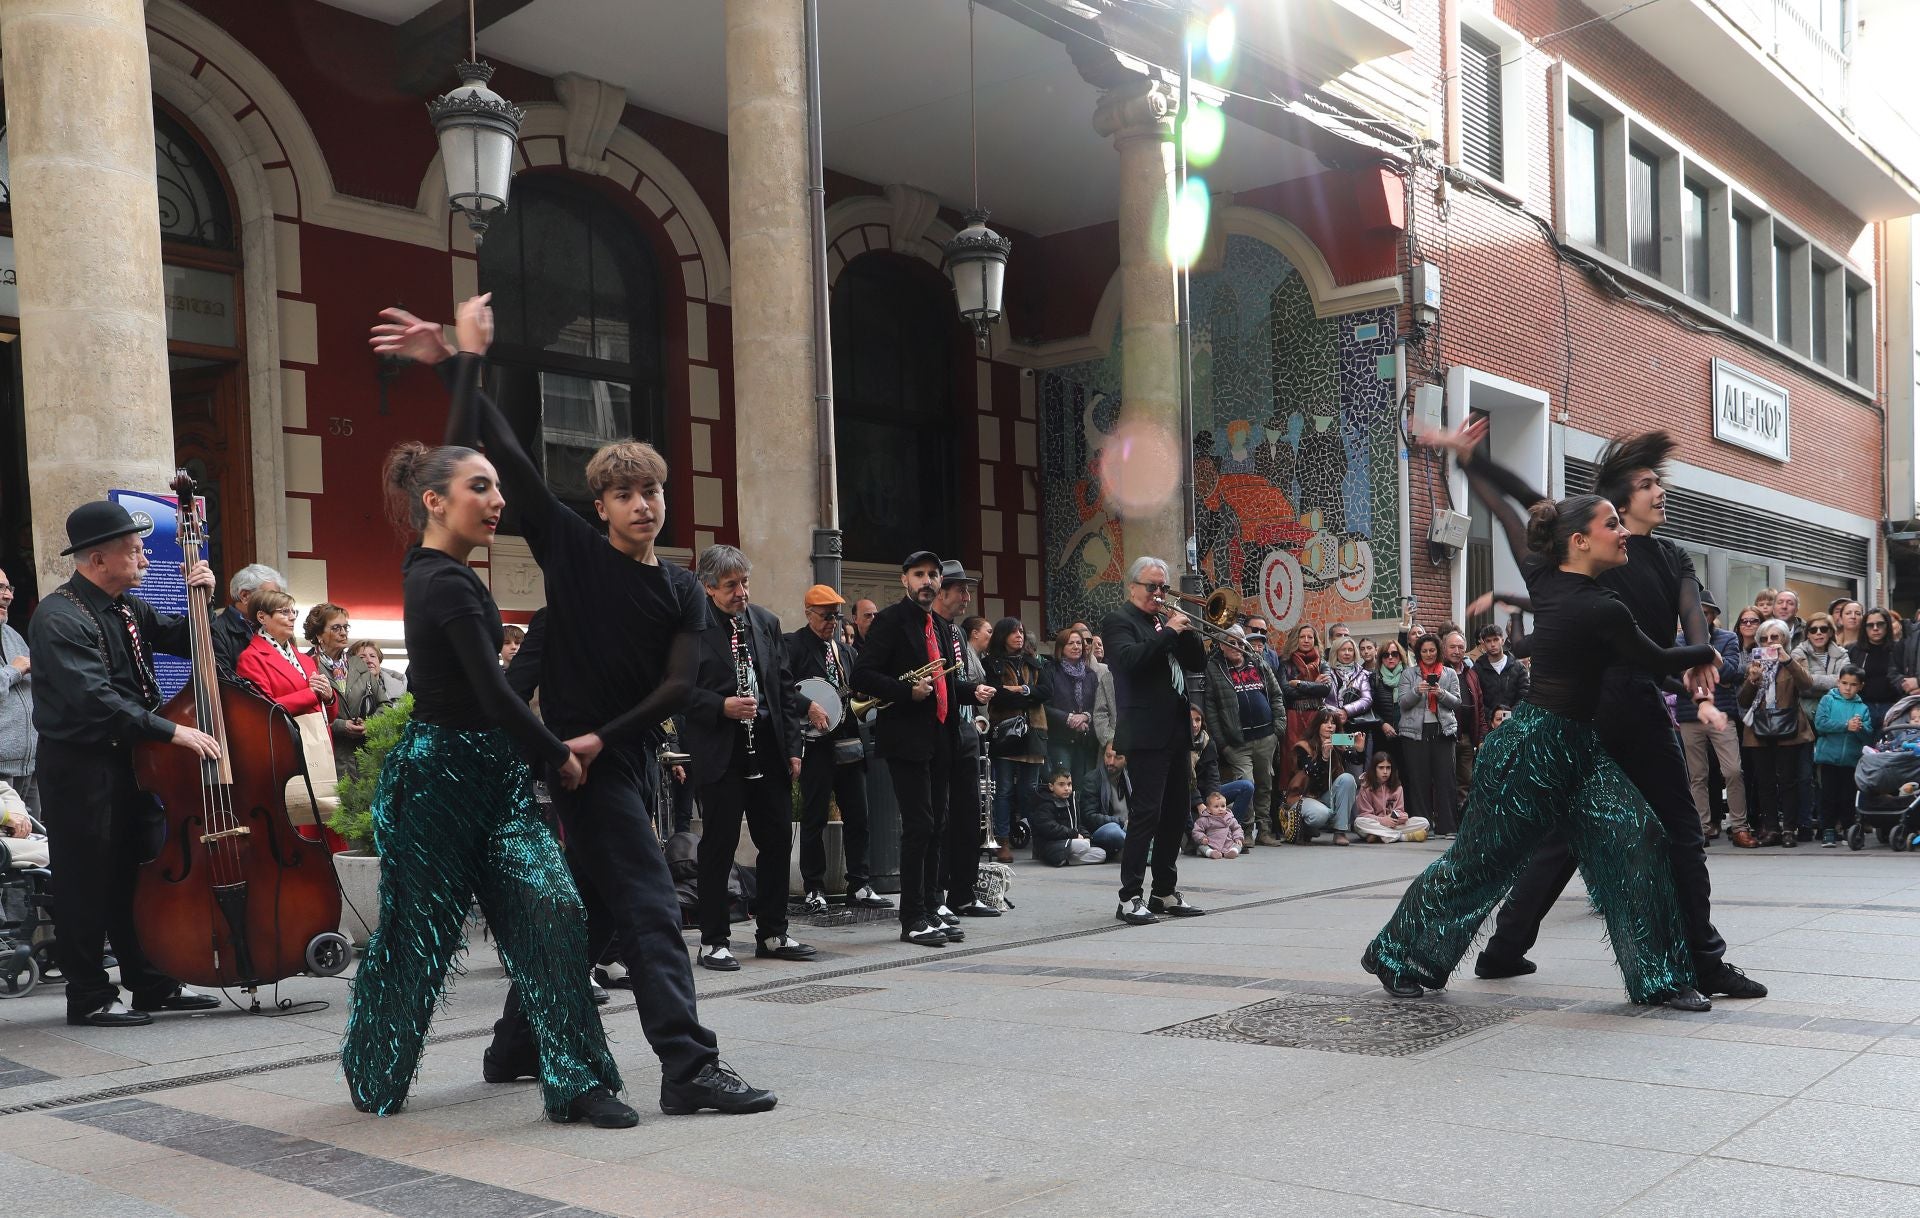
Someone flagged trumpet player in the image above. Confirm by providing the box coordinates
[785,585,892,915]
[852,550,985,947]
[682,546,816,971]
[1102,556,1209,926]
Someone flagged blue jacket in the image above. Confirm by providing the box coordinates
[1813,689,1874,767]
[1674,627,1742,723]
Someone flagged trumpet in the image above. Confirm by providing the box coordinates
[1155,585,1248,648]
[848,658,952,717]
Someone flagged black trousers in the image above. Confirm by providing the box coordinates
[797,739,870,895]
[1400,728,1458,835]
[1118,741,1191,902]
[1486,672,1726,972]
[1817,762,1857,833]
[489,745,717,1084]
[695,731,792,946]
[38,738,177,1015]
[944,734,985,908]
[1749,743,1809,838]
[884,732,951,929]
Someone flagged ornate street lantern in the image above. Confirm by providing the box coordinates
[428,61,523,246]
[942,2,1011,343]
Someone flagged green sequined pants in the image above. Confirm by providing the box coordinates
[1365,701,1694,1004]
[342,722,620,1117]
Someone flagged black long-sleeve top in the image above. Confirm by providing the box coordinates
[1461,453,1716,721]
[29,575,191,746]
[440,352,704,747]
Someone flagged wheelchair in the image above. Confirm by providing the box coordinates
[0,814,56,999]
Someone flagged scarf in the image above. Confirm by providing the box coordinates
[1750,650,1784,719]
[1056,658,1095,714]
[1418,658,1445,715]
[262,631,306,680]
[1378,661,1405,690]
[1329,661,1364,707]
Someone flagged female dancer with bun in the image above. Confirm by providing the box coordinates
[1362,429,1721,1011]
[340,306,634,1127]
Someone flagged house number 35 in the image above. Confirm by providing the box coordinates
[327,416,354,436]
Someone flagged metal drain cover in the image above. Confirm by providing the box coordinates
[745,984,883,1005]
[1152,990,1513,1057]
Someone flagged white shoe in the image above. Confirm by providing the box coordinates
[803,890,829,915]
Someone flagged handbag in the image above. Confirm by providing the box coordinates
[989,713,1031,757]
[283,711,340,827]
[1748,700,1801,740]
[833,737,865,765]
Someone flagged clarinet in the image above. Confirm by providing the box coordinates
[730,614,762,780]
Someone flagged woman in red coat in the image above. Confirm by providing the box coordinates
[234,588,339,719]
[233,587,341,848]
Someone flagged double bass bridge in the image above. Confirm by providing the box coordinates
[201,826,252,844]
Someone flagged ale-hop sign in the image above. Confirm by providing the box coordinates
[1711,358,1790,462]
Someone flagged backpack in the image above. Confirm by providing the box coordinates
[973,860,1016,910]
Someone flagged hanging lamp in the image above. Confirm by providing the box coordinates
[427,1,523,246]
[943,1,1012,343]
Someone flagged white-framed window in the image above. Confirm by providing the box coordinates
[1551,63,1874,395]
[1456,6,1528,197]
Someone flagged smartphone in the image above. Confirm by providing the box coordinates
[1330,732,1359,748]
[1425,672,1440,685]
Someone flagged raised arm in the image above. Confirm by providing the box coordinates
[1597,600,1720,679]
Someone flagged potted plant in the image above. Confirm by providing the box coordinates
[328,694,411,946]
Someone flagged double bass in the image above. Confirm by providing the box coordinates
[132,471,350,989]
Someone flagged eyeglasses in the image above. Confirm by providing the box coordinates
[270,608,298,620]
[1737,618,1760,626]
[1807,626,1832,635]
[325,622,351,634]
[1134,581,1171,593]
[1869,621,1890,630]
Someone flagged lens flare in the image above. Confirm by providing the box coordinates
[1206,8,1236,72]
[1100,421,1181,514]
[1182,101,1225,167]
[1167,176,1211,268]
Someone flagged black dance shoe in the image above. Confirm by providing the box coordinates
[1115,897,1158,926]
[1698,962,1768,999]
[953,902,1002,917]
[659,1060,778,1116]
[482,1048,538,1084]
[559,1087,639,1129]
[848,886,894,909]
[1659,987,1713,1013]
[1473,952,1538,980]
[1362,949,1425,999]
[755,934,818,961]
[1148,892,1207,918]
[132,987,220,1014]
[698,945,741,972]
[901,921,948,947]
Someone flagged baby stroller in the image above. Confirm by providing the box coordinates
[0,814,55,998]
[1850,696,1920,852]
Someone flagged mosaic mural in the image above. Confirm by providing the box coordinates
[1039,233,1400,635]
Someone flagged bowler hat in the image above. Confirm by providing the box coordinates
[60,501,143,557]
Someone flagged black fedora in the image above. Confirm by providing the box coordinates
[60,501,144,557]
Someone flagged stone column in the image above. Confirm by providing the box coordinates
[0,0,174,593]
[725,0,818,619]
[1094,78,1184,575]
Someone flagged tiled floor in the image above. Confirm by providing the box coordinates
[4,841,1920,1215]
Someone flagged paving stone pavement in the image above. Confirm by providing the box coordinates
[4,839,1920,1216]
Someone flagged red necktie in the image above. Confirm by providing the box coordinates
[923,615,948,724]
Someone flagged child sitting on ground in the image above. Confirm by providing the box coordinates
[1032,769,1107,866]
[1814,665,1875,847]
[1189,790,1243,858]
[1352,753,1430,843]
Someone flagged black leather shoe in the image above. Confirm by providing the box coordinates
[1699,962,1768,999]
[935,922,964,942]
[659,1060,777,1116]
[131,988,220,1014]
[482,1048,538,1084]
[1148,892,1207,918]
[67,1001,152,1028]
[1473,952,1538,980]
[1116,898,1158,926]
[698,946,741,972]
[954,902,1002,917]
[1659,987,1713,1013]
[558,1086,639,1128]
[901,921,947,947]
[848,886,894,909]
[1361,953,1424,999]
[755,935,817,961]
[589,978,611,1005]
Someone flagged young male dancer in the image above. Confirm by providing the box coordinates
[372,297,776,1115]
[1433,423,1766,1000]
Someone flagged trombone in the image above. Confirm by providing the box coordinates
[847,658,953,718]
[1155,586,1250,649]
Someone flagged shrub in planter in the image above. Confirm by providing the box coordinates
[329,694,412,854]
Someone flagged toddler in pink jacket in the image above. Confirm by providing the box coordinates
[1191,791,1243,858]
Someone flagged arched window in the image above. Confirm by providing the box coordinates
[831,253,960,564]
[477,175,666,525]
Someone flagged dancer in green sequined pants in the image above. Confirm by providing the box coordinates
[1363,701,1695,1004]
[342,721,620,1117]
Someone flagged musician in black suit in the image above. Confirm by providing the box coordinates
[681,546,815,971]
[851,550,985,947]
[1100,555,1209,926]
[786,584,892,914]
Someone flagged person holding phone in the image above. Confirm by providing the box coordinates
[1739,620,1814,848]
[1396,634,1460,837]
[1847,606,1906,729]
[1285,710,1358,844]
